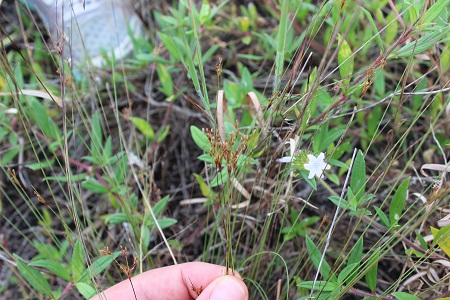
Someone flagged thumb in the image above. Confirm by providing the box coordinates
[197,275,248,300]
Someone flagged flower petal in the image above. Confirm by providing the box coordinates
[289,138,296,156]
[278,156,293,163]
[306,154,316,161]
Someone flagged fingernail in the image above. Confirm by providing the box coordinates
[210,277,246,300]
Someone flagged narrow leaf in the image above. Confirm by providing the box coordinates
[389,177,410,224]
[90,111,103,155]
[431,226,450,257]
[194,173,216,198]
[337,263,359,285]
[156,63,174,97]
[104,213,128,225]
[29,98,59,140]
[153,195,170,217]
[76,282,97,299]
[157,125,171,142]
[348,236,363,266]
[44,173,87,182]
[337,34,354,89]
[297,280,338,292]
[394,28,450,58]
[29,259,71,281]
[360,8,384,52]
[130,117,155,140]
[190,125,211,152]
[79,251,120,282]
[157,217,178,229]
[72,240,85,282]
[374,206,390,227]
[392,291,422,300]
[350,150,366,204]
[365,248,380,292]
[423,0,450,24]
[305,235,335,280]
[210,168,229,187]
[81,178,109,194]
[26,159,55,170]
[14,254,53,297]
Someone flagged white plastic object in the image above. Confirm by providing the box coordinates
[26,0,145,67]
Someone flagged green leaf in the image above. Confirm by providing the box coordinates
[26,159,55,170]
[0,147,21,165]
[416,232,428,250]
[153,195,170,217]
[297,280,339,292]
[301,169,317,190]
[431,226,450,257]
[158,32,184,59]
[72,240,85,282]
[75,282,97,299]
[374,206,390,227]
[156,63,174,97]
[330,141,351,161]
[306,235,335,280]
[157,217,178,229]
[157,125,171,142]
[350,150,366,205]
[44,173,87,182]
[210,168,229,187]
[201,44,220,63]
[320,128,345,152]
[29,98,60,140]
[391,291,422,300]
[29,259,71,281]
[14,254,53,297]
[389,177,410,224]
[105,150,125,166]
[90,111,103,155]
[365,248,380,292]
[104,213,129,225]
[393,27,450,58]
[422,0,450,24]
[328,158,349,169]
[199,0,211,24]
[197,153,215,163]
[142,225,151,249]
[79,251,120,282]
[274,0,289,91]
[337,34,354,89]
[337,263,359,285]
[114,155,128,185]
[81,178,109,194]
[328,195,349,209]
[103,136,113,162]
[130,117,155,140]
[360,8,384,52]
[194,173,216,198]
[190,125,211,152]
[348,236,363,266]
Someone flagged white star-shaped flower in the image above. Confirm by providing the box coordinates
[278,136,299,163]
[304,152,330,179]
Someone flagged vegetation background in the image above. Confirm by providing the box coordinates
[1,0,449,299]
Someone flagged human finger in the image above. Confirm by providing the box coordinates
[90,262,241,300]
[197,275,248,300]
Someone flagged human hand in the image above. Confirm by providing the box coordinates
[90,262,248,300]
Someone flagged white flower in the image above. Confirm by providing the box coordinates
[278,136,299,163]
[5,108,18,114]
[304,152,330,179]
